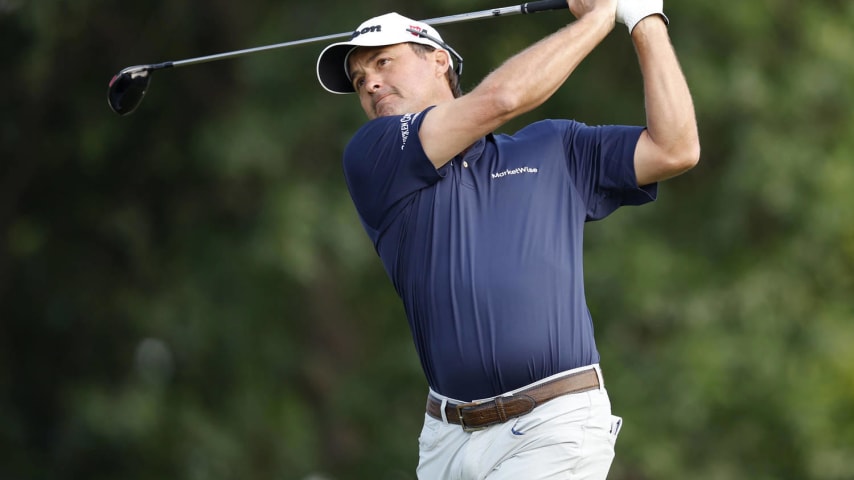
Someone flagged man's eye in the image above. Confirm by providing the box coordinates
[378,58,391,66]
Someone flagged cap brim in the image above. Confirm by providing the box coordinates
[317,43,358,94]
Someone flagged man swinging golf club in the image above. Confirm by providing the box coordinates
[317,0,699,477]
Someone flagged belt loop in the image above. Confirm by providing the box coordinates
[594,364,604,390]
[440,398,449,424]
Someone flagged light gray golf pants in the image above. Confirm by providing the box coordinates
[416,365,622,479]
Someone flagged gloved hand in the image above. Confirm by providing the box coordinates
[616,0,669,34]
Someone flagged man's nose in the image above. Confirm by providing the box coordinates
[364,73,382,93]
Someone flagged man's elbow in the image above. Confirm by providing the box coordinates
[665,137,701,176]
[471,80,531,124]
[678,139,701,170]
[643,142,700,184]
[481,85,524,123]
[636,131,700,185]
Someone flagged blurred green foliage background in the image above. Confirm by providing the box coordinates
[2,0,853,478]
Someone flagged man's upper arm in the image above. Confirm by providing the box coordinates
[561,121,656,220]
[633,129,694,186]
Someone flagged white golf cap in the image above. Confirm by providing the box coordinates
[316,12,453,94]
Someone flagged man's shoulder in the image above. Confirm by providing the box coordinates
[347,112,428,149]
[345,110,437,167]
[490,119,582,148]
[511,118,582,137]
[344,116,400,166]
[350,115,402,142]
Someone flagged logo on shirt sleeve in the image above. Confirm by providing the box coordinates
[399,112,420,151]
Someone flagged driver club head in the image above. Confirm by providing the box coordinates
[108,66,152,115]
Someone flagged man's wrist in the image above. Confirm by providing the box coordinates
[576,7,616,33]
[630,15,669,41]
[616,0,668,34]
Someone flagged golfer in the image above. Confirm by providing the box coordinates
[317,0,698,477]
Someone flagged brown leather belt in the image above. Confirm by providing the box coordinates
[426,368,600,432]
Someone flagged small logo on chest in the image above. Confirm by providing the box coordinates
[491,166,539,180]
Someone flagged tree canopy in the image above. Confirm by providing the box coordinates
[2,1,853,478]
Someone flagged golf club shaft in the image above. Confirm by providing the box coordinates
[152,0,567,71]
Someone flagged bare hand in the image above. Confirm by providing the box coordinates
[566,0,617,21]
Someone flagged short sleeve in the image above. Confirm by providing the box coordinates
[558,121,658,221]
[343,107,448,235]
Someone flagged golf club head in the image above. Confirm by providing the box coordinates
[108,66,152,115]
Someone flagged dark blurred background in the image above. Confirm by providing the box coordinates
[2,0,853,478]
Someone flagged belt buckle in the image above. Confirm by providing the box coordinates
[455,402,486,433]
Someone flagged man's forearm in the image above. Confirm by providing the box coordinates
[474,9,615,120]
[633,17,699,162]
[418,2,619,167]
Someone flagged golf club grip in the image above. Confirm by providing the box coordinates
[521,0,568,14]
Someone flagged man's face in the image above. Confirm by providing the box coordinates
[347,43,446,120]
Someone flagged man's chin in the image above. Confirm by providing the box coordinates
[375,105,400,118]
[375,95,408,117]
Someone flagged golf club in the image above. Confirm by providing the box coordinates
[108,0,568,115]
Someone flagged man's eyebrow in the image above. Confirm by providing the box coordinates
[349,48,391,78]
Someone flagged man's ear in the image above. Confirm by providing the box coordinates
[433,49,451,78]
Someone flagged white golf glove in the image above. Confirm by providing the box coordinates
[616,0,669,34]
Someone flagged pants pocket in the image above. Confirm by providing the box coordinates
[418,414,441,451]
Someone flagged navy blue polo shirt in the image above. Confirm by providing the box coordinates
[343,107,657,401]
